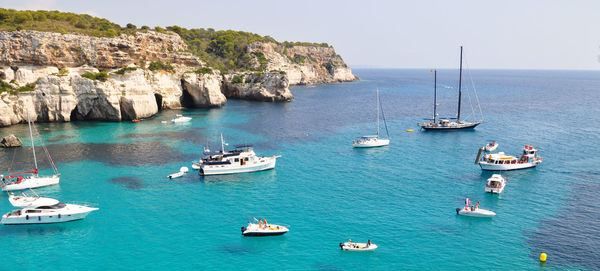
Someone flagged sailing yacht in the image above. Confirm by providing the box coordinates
[1,111,60,191]
[419,47,483,130]
[353,89,390,148]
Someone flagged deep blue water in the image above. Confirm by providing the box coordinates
[0,69,599,270]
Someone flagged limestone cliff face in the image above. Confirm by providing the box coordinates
[0,30,356,127]
[222,72,292,102]
[247,42,358,85]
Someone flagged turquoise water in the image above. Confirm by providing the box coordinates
[1,69,599,270]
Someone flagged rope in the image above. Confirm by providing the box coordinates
[31,121,59,174]
[463,52,484,121]
[7,147,17,172]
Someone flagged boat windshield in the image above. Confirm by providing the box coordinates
[36,202,66,209]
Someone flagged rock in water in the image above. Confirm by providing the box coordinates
[1,134,22,147]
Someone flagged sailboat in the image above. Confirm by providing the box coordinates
[419,46,483,130]
[353,89,390,148]
[1,111,60,191]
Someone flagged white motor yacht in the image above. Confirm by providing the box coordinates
[339,241,378,251]
[198,134,280,176]
[485,174,506,194]
[241,218,289,236]
[476,145,542,171]
[171,114,192,123]
[353,88,390,148]
[2,202,98,225]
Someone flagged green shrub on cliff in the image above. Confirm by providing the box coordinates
[148,61,174,72]
[114,67,137,75]
[81,71,109,82]
[231,75,244,84]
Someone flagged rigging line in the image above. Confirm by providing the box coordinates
[379,93,390,139]
[7,147,17,173]
[462,52,477,121]
[32,119,58,174]
[464,53,484,121]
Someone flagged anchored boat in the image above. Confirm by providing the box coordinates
[353,88,390,148]
[197,134,280,176]
[2,202,98,225]
[1,110,60,191]
[484,140,498,152]
[241,218,289,236]
[171,114,192,123]
[456,198,495,217]
[419,47,483,130]
[476,145,542,171]
[485,174,506,194]
[340,240,377,251]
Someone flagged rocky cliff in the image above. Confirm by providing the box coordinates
[0,30,356,127]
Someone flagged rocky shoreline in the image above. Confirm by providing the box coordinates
[0,30,357,127]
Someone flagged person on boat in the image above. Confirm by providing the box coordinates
[348,239,352,246]
[476,202,480,209]
[367,239,372,247]
[470,205,475,211]
[263,219,268,228]
[258,219,263,228]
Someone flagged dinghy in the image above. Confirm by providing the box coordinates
[485,174,506,194]
[171,114,192,123]
[167,167,189,179]
[483,140,498,152]
[456,198,495,217]
[340,240,377,251]
[241,217,289,236]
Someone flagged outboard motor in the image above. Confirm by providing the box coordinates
[339,243,344,250]
[241,227,246,234]
[455,208,460,214]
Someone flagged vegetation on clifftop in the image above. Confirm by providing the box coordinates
[0,9,337,72]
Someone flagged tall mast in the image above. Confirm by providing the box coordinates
[433,70,437,123]
[27,110,38,174]
[220,133,225,154]
[376,88,380,137]
[457,46,463,122]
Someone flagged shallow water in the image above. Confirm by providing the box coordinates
[0,69,598,270]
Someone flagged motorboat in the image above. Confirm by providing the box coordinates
[171,114,192,123]
[484,140,498,152]
[198,134,280,176]
[456,198,495,217]
[485,174,506,194]
[475,145,542,171]
[340,241,378,251]
[353,88,390,148]
[1,110,60,191]
[241,218,289,236]
[8,190,59,208]
[419,47,483,131]
[167,167,189,179]
[1,202,98,225]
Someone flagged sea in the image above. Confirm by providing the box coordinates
[0,69,599,270]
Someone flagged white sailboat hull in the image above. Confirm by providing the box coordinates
[2,175,60,191]
[200,157,277,175]
[353,138,390,148]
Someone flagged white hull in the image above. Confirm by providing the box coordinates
[484,144,498,152]
[241,223,289,236]
[340,242,377,251]
[167,172,184,179]
[1,204,98,225]
[200,157,277,176]
[479,161,539,171]
[353,138,390,148]
[457,208,496,217]
[485,186,504,194]
[171,117,192,123]
[2,175,60,191]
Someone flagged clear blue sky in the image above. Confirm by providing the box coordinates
[2,0,599,70]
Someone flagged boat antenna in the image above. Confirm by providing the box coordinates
[26,109,38,175]
[378,89,390,139]
[433,69,437,123]
[457,46,463,122]
[376,88,380,138]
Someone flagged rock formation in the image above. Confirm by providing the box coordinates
[0,30,357,127]
[1,134,22,147]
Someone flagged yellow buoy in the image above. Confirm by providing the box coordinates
[540,253,547,262]
[406,129,414,132]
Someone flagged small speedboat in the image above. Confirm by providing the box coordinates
[456,198,495,217]
[171,114,192,123]
[167,167,189,179]
[340,241,377,251]
[241,218,289,236]
[484,140,498,152]
[2,202,98,225]
[485,174,506,194]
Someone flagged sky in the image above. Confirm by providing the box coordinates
[1,0,599,70]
